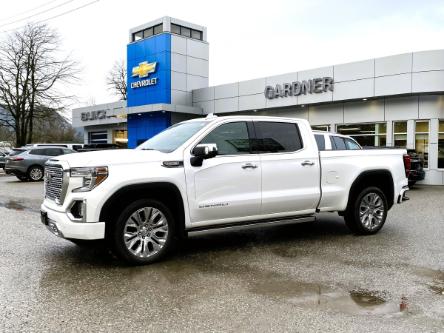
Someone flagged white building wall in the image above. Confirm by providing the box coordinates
[171,35,209,106]
[193,50,444,114]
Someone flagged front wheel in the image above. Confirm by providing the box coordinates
[107,199,176,265]
[344,186,388,235]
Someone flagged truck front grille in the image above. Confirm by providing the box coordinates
[45,165,64,204]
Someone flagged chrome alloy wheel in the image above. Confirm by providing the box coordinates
[359,192,385,230]
[123,207,169,258]
[29,167,43,181]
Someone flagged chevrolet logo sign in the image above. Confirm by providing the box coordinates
[132,61,157,78]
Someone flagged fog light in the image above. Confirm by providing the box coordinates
[68,200,86,221]
[47,221,64,238]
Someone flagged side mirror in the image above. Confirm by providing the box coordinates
[190,144,218,167]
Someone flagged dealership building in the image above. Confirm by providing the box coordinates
[72,16,444,185]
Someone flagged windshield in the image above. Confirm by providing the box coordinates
[137,121,208,153]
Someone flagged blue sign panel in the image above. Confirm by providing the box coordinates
[127,33,171,107]
[127,111,171,148]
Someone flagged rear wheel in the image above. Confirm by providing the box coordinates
[107,199,176,265]
[27,166,44,181]
[344,186,388,235]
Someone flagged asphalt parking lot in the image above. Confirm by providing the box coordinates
[0,172,443,332]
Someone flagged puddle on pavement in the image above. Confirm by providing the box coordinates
[249,280,403,315]
[0,200,37,213]
[413,267,444,296]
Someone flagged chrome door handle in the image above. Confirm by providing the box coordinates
[301,160,315,166]
[242,163,258,169]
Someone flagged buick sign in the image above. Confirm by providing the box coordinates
[264,77,334,99]
[81,111,107,121]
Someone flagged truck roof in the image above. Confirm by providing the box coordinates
[184,114,308,123]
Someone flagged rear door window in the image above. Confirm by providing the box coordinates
[29,149,45,155]
[254,122,303,153]
[345,138,361,150]
[314,134,325,151]
[330,136,347,150]
[44,148,63,156]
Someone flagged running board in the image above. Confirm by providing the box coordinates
[187,215,315,235]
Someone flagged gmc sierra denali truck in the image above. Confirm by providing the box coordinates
[41,115,409,265]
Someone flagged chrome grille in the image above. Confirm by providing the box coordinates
[45,165,64,203]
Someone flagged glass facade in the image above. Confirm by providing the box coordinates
[415,121,429,168]
[393,121,407,147]
[143,27,153,38]
[438,120,444,169]
[336,123,386,147]
[170,23,203,40]
[133,30,143,41]
[311,124,330,132]
[153,24,163,35]
[113,130,128,148]
[132,24,163,42]
[88,131,107,144]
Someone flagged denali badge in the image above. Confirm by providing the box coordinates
[198,203,229,209]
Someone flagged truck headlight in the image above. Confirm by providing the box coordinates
[70,166,108,192]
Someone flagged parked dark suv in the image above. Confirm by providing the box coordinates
[406,149,425,187]
[5,147,76,181]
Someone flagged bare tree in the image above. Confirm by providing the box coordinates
[32,109,82,143]
[106,60,127,100]
[0,23,79,147]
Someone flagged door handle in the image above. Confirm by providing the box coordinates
[242,163,258,169]
[301,160,315,166]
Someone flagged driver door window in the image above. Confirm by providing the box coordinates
[199,122,250,155]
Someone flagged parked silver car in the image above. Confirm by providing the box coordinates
[5,147,76,181]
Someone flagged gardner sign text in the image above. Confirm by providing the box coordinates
[264,77,334,99]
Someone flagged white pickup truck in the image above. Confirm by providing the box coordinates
[41,115,409,264]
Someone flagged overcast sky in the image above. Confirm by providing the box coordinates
[1,0,444,111]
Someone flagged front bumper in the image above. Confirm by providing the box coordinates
[40,204,105,240]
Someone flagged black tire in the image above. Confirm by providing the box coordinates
[106,199,176,265]
[344,186,388,235]
[27,165,44,181]
[408,180,416,188]
[16,175,29,181]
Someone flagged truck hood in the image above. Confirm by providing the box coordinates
[51,149,168,168]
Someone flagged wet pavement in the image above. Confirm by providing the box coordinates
[0,175,443,332]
